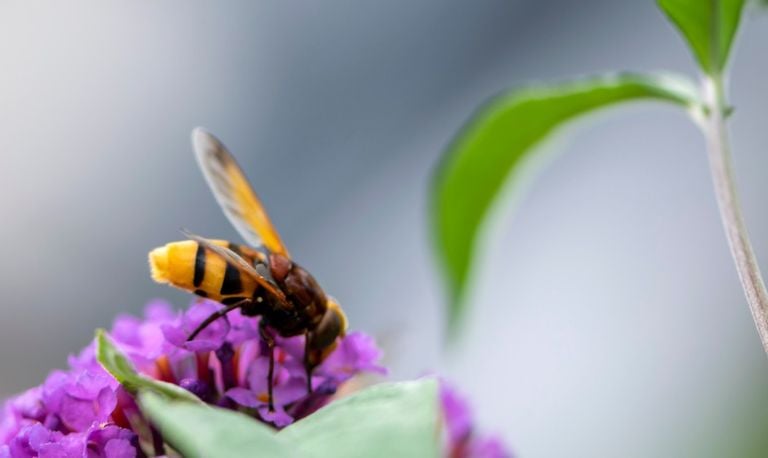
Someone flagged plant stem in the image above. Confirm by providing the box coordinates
[703,74,768,356]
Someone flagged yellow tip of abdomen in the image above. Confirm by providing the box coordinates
[149,245,171,284]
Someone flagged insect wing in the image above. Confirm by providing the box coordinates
[192,128,290,257]
[182,230,288,305]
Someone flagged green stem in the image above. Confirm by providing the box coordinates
[703,74,768,355]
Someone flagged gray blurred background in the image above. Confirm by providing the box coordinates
[2,1,768,456]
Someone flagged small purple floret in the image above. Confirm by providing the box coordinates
[440,380,513,458]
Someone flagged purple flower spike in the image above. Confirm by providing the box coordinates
[0,298,506,457]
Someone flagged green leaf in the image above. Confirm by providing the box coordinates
[95,329,200,403]
[431,73,700,331]
[140,380,440,458]
[658,0,746,74]
[140,392,295,458]
[281,380,440,458]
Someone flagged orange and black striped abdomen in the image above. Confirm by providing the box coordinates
[149,239,267,305]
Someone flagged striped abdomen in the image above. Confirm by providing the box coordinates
[149,239,267,305]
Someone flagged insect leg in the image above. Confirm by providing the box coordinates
[260,321,276,412]
[187,299,249,341]
[303,331,314,395]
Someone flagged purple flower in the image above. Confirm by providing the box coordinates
[0,388,43,445]
[319,332,387,381]
[1,422,138,458]
[109,300,179,377]
[161,300,230,353]
[41,369,117,433]
[440,381,512,458]
[0,386,137,458]
[84,424,138,458]
[1,297,388,456]
[1,298,506,457]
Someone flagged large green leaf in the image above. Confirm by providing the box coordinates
[95,329,200,403]
[658,0,746,74]
[431,73,700,330]
[140,392,295,458]
[280,380,440,458]
[139,380,440,458]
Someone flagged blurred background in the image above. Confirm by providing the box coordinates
[2,1,768,456]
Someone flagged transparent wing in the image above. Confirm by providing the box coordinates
[182,229,288,304]
[192,127,290,257]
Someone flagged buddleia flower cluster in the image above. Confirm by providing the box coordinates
[0,299,510,457]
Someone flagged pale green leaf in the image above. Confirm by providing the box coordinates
[140,392,296,458]
[281,380,440,458]
[431,73,700,331]
[141,380,440,458]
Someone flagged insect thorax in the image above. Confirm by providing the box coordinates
[260,254,328,336]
